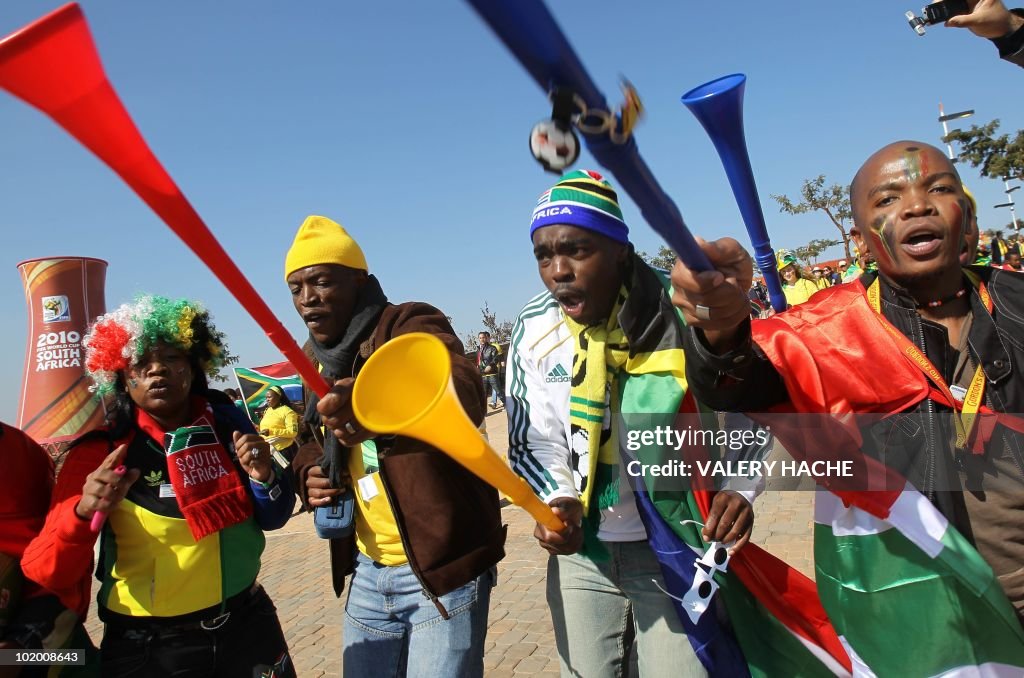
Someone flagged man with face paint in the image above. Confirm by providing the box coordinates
[670,141,1024,671]
[507,170,756,677]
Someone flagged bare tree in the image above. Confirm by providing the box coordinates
[772,175,854,260]
[466,302,513,350]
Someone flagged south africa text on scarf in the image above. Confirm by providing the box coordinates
[133,398,253,542]
[303,275,389,486]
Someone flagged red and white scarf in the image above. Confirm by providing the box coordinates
[136,398,252,541]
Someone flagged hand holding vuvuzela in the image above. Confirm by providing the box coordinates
[533,498,583,556]
[351,332,565,532]
[670,237,755,354]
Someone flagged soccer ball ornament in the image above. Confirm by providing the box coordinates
[529,119,580,174]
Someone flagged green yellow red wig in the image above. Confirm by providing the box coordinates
[84,295,230,394]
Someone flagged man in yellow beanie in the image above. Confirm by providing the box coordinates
[284,215,505,678]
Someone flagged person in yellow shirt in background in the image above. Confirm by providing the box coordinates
[811,266,832,290]
[777,251,820,307]
[259,385,300,463]
[841,246,877,283]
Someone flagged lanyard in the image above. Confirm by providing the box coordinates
[866,272,992,450]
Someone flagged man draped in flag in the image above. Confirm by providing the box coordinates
[672,141,1024,675]
[508,170,847,677]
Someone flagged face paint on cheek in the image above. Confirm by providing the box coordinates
[128,379,138,389]
[869,214,897,266]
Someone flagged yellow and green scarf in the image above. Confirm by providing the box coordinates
[563,259,689,557]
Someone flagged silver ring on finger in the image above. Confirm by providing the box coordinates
[695,304,712,321]
[344,421,357,436]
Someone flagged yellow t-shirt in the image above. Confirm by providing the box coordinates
[782,278,820,307]
[259,405,299,452]
[349,439,407,565]
[315,361,406,565]
[346,422,489,565]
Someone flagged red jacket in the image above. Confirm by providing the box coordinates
[20,438,105,618]
[0,423,53,559]
[0,423,56,610]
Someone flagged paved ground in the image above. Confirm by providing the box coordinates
[83,408,814,676]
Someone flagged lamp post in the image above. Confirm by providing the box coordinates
[995,177,1021,233]
[938,103,974,161]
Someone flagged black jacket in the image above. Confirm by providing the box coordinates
[684,267,1024,536]
[991,9,1024,68]
[477,343,500,376]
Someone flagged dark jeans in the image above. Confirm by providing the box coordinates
[99,586,295,678]
[482,375,501,407]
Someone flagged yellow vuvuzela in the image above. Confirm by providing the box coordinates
[352,332,564,531]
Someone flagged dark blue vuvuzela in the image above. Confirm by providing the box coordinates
[465,0,712,272]
[682,74,787,313]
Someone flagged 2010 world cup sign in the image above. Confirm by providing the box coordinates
[17,256,107,445]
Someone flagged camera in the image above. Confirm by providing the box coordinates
[906,0,969,36]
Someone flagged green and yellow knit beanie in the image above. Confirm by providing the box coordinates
[530,170,629,244]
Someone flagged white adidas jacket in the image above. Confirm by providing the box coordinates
[506,291,762,520]
[506,291,581,505]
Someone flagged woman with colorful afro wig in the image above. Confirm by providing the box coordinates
[21,295,297,678]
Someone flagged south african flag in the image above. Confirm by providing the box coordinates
[233,362,304,423]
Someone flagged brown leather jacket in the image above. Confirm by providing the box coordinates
[293,302,506,608]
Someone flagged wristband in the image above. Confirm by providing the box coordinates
[250,469,277,489]
[251,470,282,501]
[992,9,1024,57]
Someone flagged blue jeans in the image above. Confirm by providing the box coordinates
[343,552,494,678]
[547,542,707,678]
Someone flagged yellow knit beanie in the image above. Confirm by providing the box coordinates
[284,215,368,280]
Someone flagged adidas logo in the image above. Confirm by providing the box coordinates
[545,364,570,383]
[145,470,164,487]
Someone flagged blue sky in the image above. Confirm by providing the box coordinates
[0,1,1019,422]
